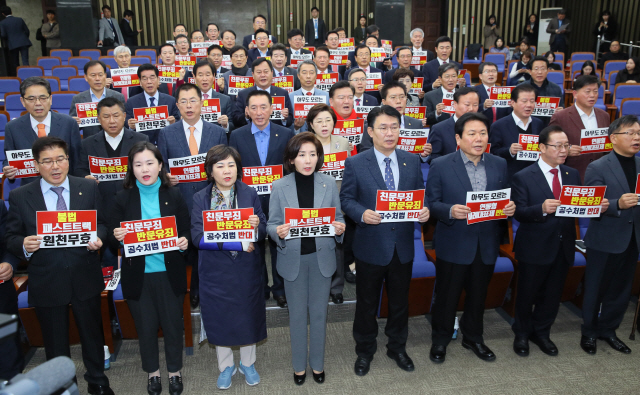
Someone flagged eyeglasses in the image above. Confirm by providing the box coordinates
[544,143,571,151]
[231,54,246,59]
[386,95,407,101]
[442,75,458,80]
[398,54,413,59]
[482,69,498,74]
[38,156,68,167]
[349,78,366,83]
[532,67,547,72]
[613,131,640,137]
[209,53,223,58]
[141,76,157,82]
[375,126,400,133]
[23,95,50,103]
[178,99,200,106]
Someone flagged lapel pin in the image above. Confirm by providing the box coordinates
[403,163,406,166]
[275,134,278,137]
[79,192,82,195]
[323,184,326,187]
[165,202,169,205]
[566,172,568,175]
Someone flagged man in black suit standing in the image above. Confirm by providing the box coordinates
[0,6,32,72]
[285,29,312,65]
[422,36,464,93]
[242,15,278,49]
[120,10,142,47]
[6,136,114,395]
[475,61,511,126]
[546,9,571,57]
[305,7,327,48]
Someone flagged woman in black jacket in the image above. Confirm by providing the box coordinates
[614,57,640,85]
[523,14,538,46]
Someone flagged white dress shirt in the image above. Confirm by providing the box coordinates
[300,87,315,95]
[105,128,125,151]
[182,118,203,150]
[373,147,399,187]
[202,88,214,99]
[512,111,532,131]
[576,104,598,130]
[538,158,563,216]
[144,90,160,107]
[30,112,52,136]
[437,57,451,66]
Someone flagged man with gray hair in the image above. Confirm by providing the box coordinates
[289,60,329,133]
[107,45,142,100]
[409,28,435,70]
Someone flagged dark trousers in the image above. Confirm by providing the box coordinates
[9,46,29,68]
[127,272,184,373]
[35,293,109,386]
[582,244,638,338]
[431,250,495,346]
[330,242,344,295]
[188,247,199,297]
[353,249,412,359]
[0,283,23,380]
[550,36,568,57]
[343,215,356,272]
[259,237,284,298]
[513,253,571,338]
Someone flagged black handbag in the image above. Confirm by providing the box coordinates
[36,27,44,41]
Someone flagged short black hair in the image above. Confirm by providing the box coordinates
[251,57,273,73]
[314,46,330,58]
[574,75,600,91]
[270,43,287,55]
[20,76,51,97]
[193,60,215,77]
[174,24,186,31]
[438,62,459,77]
[539,124,565,145]
[367,105,401,128]
[287,29,304,39]
[335,27,346,34]
[32,136,68,162]
[558,9,566,15]
[365,25,379,35]
[479,62,497,74]
[365,35,381,47]
[544,51,556,62]
[123,141,171,189]
[84,60,107,75]
[205,145,243,182]
[97,96,125,115]
[453,87,479,103]
[380,81,407,100]
[175,34,189,43]
[254,28,270,38]
[246,89,272,107]
[609,114,640,136]
[326,30,339,39]
[46,9,56,15]
[329,80,355,98]
[222,29,236,39]
[206,23,220,32]
[511,84,537,102]
[435,36,452,47]
[123,10,134,18]
[283,132,324,173]
[0,6,12,15]
[230,45,248,57]
[311,6,319,12]
[454,112,489,137]
[190,30,203,40]
[102,5,111,11]
[207,44,223,55]
[531,55,549,68]
[396,46,413,57]
[355,43,371,57]
[393,68,414,81]
[136,64,159,78]
[176,83,202,100]
[158,43,177,55]
[253,15,267,23]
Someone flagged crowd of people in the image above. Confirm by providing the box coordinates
[0,5,639,395]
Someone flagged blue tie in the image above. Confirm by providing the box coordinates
[50,187,67,210]
[314,19,318,39]
[149,97,155,107]
[384,158,395,191]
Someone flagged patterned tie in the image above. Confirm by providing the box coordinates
[306,92,312,96]
[384,158,395,191]
[203,93,209,99]
[488,88,496,122]
[149,97,155,107]
[37,123,46,138]
[356,98,361,106]
[50,187,67,210]
[550,169,560,200]
[188,126,198,155]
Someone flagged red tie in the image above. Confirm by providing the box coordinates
[203,93,209,99]
[550,169,560,199]
[306,92,312,96]
[168,84,173,96]
[123,87,129,101]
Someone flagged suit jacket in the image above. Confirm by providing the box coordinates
[41,22,60,48]
[221,70,253,97]
[98,17,124,45]
[285,48,312,66]
[273,66,301,91]
[76,128,149,211]
[423,59,462,93]
[383,67,425,84]
[428,116,457,163]
[232,85,294,128]
[427,151,508,265]
[229,122,295,216]
[108,184,190,300]
[346,66,384,103]
[546,17,571,45]
[360,115,422,153]
[242,34,278,49]
[267,172,344,281]
[549,105,610,182]
[489,115,544,182]
[289,88,330,133]
[512,162,580,264]
[339,148,425,265]
[247,47,272,65]
[352,26,367,44]
[119,19,139,47]
[424,88,451,126]
[69,89,126,138]
[124,91,181,125]
[157,120,227,211]
[204,89,235,132]
[355,93,379,107]
[4,112,82,184]
[6,176,107,306]
[475,84,512,125]
[584,152,640,254]
[0,16,32,50]
[304,18,327,47]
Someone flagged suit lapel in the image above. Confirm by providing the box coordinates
[568,106,585,132]
[484,155,499,190]
[265,124,281,165]
[605,152,630,193]
[26,180,47,212]
[120,129,136,156]
[282,175,299,208]
[452,151,474,192]
[532,163,555,199]
[49,112,64,139]
[365,150,387,190]
[68,176,83,209]
[92,132,109,158]
[396,151,410,191]
[243,127,262,165]
[314,173,327,207]
[199,123,212,154]
[174,122,191,157]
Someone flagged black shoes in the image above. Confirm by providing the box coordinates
[529,335,558,356]
[168,375,183,395]
[294,372,306,385]
[190,293,199,308]
[88,384,115,395]
[331,293,344,304]
[598,335,632,354]
[312,371,325,383]
[354,356,372,376]
[345,270,356,283]
[461,337,496,361]
[429,345,446,363]
[146,376,161,395]
[386,350,415,372]
[580,335,597,355]
[275,295,288,308]
[513,336,529,357]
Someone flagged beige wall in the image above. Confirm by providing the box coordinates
[8,0,43,64]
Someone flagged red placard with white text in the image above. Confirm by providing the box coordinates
[411,51,429,66]
[338,37,355,51]
[121,216,179,257]
[409,77,424,94]
[134,106,169,132]
[404,106,426,120]
[289,53,313,68]
[442,99,455,114]
[382,40,393,55]
[365,72,382,91]
[76,103,99,128]
[355,105,378,117]
[202,208,255,243]
[89,156,128,181]
[635,175,640,202]
[284,208,336,239]
[556,186,606,217]
[466,189,511,224]
[320,151,348,180]
[580,128,612,153]
[333,119,365,145]
[242,165,283,195]
[398,129,429,154]
[110,67,139,88]
[191,41,220,57]
[221,55,232,69]
[303,46,315,53]
[6,149,38,178]
[458,69,467,79]
[175,55,196,71]
[375,189,424,222]
[200,98,221,123]
[158,65,181,84]
[168,153,207,183]
[316,72,339,92]
[489,86,516,108]
[329,49,349,65]
[516,134,541,161]
[270,96,286,120]
[531,97,560,117]
[272,75,294,93]
[294,95,327,118]
[228,75,254,95]
[370,48,386,62]
[37,210,97,248]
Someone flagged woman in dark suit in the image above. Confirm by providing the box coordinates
[267,132,345,385]
[523,14,538,46]
[110,141,190,395]
[190,145,267,390]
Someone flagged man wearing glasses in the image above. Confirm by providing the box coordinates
[348,68,378,107]
[285,29,312,66]
[242,15,278,50]
[3,77,81,186]
[220,45,253,98]
[520,56,563,128]
[383,46,424,86]
[475,62,510,126]
[247,29,272,64]
[207,44,230,76]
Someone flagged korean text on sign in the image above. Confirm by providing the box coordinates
[284,207,336,239]
[37,210,98,248]
[289,53,313,68]
[110,67,139,88]
[272,75,294,93]
[556,186,607,218]
[270,96,285,120]
[315,72,339,92]
[175,55,196,71]
[202,208,256,243]
[333,119,364,145]
[531,97,560,117]
[489,86,515,108]
[409,77,424,94]
[200,98,221,123]
[242,165,283,195]
[375,189,425,223]
[191,41,218,57]
[517,134,540,161]
[411,51,429,66]
[580,128,612,154]
[398,129,429,154]
[76,102,99,128]
[338,37,355,50]
[381,40,393,55]
[466,188,511,224]
[405,106,426,120]
[635,174,640,204]
[7,149,39,178]
[89,156,128,181]
[168,153,207,183]
[329,49,349,65]
[365,72,382,91]
[355,105,379,117]
[134,105,169,132]
[228,75,254,95]
[294,95,327,118]
[370,48,386,62]
[320,151,348,180]
[158,65,181,83]
[121,216,180,257]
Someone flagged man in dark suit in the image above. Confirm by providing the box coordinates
[409,28,436,72]
[229,89,294,308]
[347,44,385,103]
[242,15,278,49]
[422,36,464,93]
[158,43,184,96]
[510,125,589,357]
[285,29,312,65]
[232,58,294,129]
[348,68,379,108]
[580,115,640,356]
[247,29,273,64]
[323,31,350,78]
[0,6,32,71]
[426,112,515,364]
[107,46,143,100]
[340,105,430,376]
[76,97,148,267]
[520,56,564,128]
[475,61,511,126]
[3,77,82,185]
[207,44,230,76]
[424,63,460,126]
[125,64,180,145]
[6,136,114,395]
[549,75,610,182]
[270,43,301,92]
[489,84,544,183]
[120,10,141,47]
[428,87,480,163]
[383,46,425,85]
[305,7,327,47]
[546,9,571,56]
[191,60,234,133]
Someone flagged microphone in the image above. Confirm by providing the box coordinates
[1,356,76,395]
